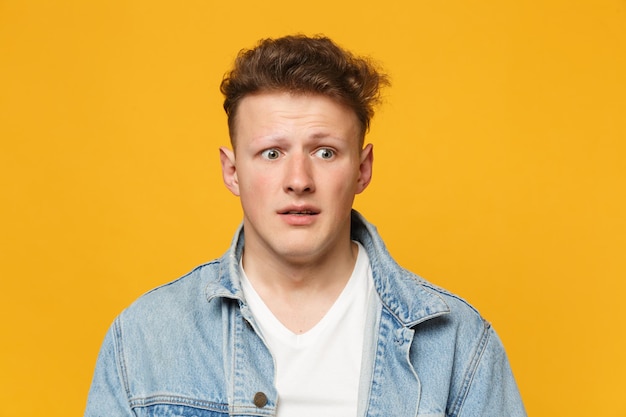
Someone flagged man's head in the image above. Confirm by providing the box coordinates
[219,35,388,267]
[220,35,389,144]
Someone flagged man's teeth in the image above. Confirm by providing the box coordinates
[286,210,313,215]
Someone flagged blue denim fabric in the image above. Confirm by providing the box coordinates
[85,211,526,417]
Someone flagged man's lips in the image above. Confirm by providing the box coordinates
[278,208,319,225]
[278,207,320,215]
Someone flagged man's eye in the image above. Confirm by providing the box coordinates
[261,149,281,160]
[315,148,335,160]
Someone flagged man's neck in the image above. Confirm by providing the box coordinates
[241,241,359,334]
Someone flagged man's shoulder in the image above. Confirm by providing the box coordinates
[403,273,495,347]
[97,258,237,393]
[375,260,486,327]
[417,278,484,321]
[118,258,225,325]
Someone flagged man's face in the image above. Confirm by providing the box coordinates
[220,91,373,265]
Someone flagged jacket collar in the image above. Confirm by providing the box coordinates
[207,210,450,327]
[350,210,450,327]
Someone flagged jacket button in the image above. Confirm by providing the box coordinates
[253,391,268,408]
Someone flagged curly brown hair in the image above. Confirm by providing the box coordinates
[220,35,389,142]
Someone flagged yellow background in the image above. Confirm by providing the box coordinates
[1,0,625,416]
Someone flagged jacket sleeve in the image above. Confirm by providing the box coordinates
[450,326,527,417]
[84,319,135,417]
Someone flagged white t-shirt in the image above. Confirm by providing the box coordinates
[240,242,373,417]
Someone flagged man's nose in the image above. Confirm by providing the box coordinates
[284,153,315,194]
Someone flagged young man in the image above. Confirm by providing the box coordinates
[85,35,526,416]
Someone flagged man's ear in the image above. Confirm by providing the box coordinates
[356,143,373,194]
[219,146,240,196]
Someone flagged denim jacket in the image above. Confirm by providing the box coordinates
[85,211,526,417]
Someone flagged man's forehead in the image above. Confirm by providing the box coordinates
[233,92,361,136]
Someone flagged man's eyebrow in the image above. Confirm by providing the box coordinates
[310,131,333,139]
[252,132,343,144]
[250,133,286,144]
[309,131,349,142]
